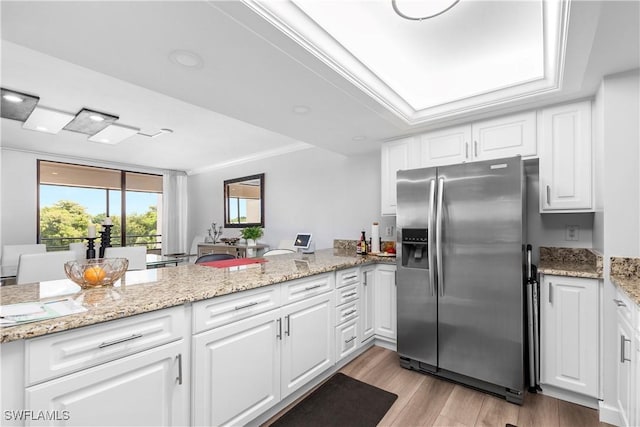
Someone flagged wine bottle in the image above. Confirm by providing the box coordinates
[360,231,367,255]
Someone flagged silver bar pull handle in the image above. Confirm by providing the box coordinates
[428,179,436,296]
[345,336,357,344]
[546,185,551,205]
[344,275,357,280]
[98,333,143,348]
[621,335,632,363]
[344,309,357,317]
[436,177,445,297]
[276,318,282,339]
[343,292,357,298]
[474,140,478,157]
[234,301,258,310]
[465,143,469,159]
[548,282,553,304]
[613,299,627,307]
[305,284,321,291]
[285,315,290,336]
[176,354,183,385]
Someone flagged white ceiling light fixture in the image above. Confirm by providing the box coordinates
[391,0,460,21]
[169,49,204,69]
[88,123,140,144]
[137,128,174,138]
[22,106,74,134]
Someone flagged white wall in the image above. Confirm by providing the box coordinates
[187,147,381,250]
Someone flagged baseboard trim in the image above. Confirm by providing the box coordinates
[373,337,396,351]
[598,401,621,426]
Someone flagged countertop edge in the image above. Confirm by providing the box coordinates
[610,274,640,307]
[0,255,394,344]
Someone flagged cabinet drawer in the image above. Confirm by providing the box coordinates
[281,273,334,305]
[335,318,359,361]
[335,300,358,326]
[193,285,280,334]
[615,289,638,331]
[26,306,185,385]
[336,268,360,289]
[336,283,359,306]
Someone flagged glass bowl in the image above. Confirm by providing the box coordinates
[64,258,129,289]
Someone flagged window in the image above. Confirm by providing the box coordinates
[38,161,163,252]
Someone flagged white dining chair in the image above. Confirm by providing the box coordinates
[263,249,295,256]
[16,250,76,285]
[2,244,47,268]
[104,246,147,270]
[69,242,87,260]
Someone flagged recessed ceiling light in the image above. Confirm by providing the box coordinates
[292,105,311,114]
[169,50,204,69]
[0,88,39,121]
[352,135,367,141]
[3,94,24,103]
[64,108,118,135]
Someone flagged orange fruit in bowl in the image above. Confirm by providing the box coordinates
[83,265,106,285]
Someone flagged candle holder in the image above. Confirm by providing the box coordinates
[86,237,97,259]
[99,224,113,258]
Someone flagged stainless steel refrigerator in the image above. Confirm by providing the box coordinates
[396,156,525,404]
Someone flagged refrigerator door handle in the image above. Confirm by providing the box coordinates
[428,179,436,296]
[436,177,445,297]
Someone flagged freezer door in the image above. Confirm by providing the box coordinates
[436,157,524,391]
[396,167,438,368]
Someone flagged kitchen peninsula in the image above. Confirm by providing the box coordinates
[0,249,397,426]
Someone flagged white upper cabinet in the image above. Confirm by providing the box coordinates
[381,137,415,215]
[472,111,537,161]
[539,100,592,212]
[417,125,471,167]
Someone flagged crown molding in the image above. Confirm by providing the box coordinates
[187,141,313,175]
[241,0,570,128]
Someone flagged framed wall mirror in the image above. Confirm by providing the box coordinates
[224,173,264,228]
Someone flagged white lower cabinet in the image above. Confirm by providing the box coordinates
[614,288,638,427]
[360,266,376,343]
[26,340,188,426]
[335,318,359,361]
[280,292,334,399]
[540,275,599,398]
[193,309,281,427]
[192,275,334,426]
[374,265,397,342]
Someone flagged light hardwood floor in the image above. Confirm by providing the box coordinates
[266,346,612,427]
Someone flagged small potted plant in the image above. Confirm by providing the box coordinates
[240,226,263,247]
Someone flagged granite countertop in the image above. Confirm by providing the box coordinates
[610,257,640,306]
[537,247,603,279]
[0,249,396,343]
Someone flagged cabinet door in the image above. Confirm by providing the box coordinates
[381,138,414,215]
[374,265,397,341]
[360,266,376,343]
[26,340,188,427]
[335,318,359,361]
[539,101,592,211]
[540,276,598,397]
[281,292,333,399]
[472,111,536,161]
[616,313,634,427]
[417,125,471,168]
[193,309,280,427]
